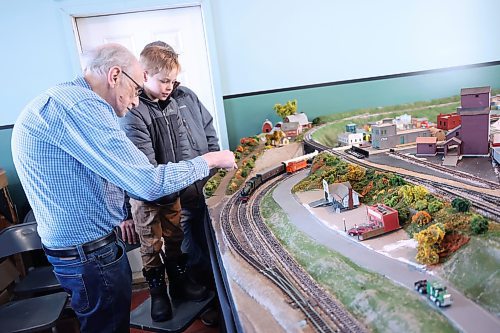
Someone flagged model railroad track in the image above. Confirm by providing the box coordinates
[220,174,366,333]
[388,150,500,190]
[403,176,500,222]
[304,132,500,221]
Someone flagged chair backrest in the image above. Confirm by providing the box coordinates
[23,210,36,224]
[0,222,42,259]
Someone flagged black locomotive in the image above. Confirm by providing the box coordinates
[239,164,285,202]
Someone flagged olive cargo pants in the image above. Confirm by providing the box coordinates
[130,198,183,269]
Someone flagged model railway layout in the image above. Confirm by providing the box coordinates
[303,131,500,222]
[220,173,367,333]
[220,128,499,333]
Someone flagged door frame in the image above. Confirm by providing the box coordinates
[56,0,229,149]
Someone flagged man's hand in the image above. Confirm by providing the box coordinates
[202,150,237,170]
[119,219,138,244]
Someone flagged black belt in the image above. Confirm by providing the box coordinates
[43,231,117,258]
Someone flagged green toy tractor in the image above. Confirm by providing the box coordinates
[414,280,452,307]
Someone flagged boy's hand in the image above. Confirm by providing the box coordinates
[119,219,138,244]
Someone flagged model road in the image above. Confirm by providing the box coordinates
[272,171,500,333]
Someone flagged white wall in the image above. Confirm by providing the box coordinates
[211,0,500,95]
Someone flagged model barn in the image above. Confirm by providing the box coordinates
[262,119,273,133]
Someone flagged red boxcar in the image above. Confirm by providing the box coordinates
[285,160,307,173]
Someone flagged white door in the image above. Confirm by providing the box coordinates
[75,7,219,273]
[75,6,221,141]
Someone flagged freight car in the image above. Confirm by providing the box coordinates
[346,145,369,159]
[240,150,318,202]
[283,150,318,173]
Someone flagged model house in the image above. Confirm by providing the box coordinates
[281,122,301,138]
[437,113,461,130]
[284,112,312,129]
[394,114,412,130]
[412,117,429,128]
[322,180,360,211]
[416,136,437,156]
[338,132,364,146]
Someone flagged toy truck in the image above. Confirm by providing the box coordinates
[414,280,452,307]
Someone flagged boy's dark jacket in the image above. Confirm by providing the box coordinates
[171,86,220,209]
[119,91,188,205]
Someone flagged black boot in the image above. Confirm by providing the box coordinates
[166,256,209,302]
[143,266,172,322]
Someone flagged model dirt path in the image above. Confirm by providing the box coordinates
[273,170,500,333]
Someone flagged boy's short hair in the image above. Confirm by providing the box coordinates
[144,41,177,55]
[139,45,180,75]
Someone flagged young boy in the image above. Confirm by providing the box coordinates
[119,45,207,322]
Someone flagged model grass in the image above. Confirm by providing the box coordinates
[260,191,457,333]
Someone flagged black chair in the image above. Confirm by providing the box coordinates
[0,222,68,332]
[0,292,68,332]
[0,221,61,298]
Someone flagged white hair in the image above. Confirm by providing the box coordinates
[81,43,137,75]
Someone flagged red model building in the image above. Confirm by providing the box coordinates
[366,204,400,232]
[437,113,461,130]
[262,119,273,133]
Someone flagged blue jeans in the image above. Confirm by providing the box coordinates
[46,239,132,333]
[180,206,209,269]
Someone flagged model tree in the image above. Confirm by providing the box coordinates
[470,215,489,234]
[414,224,445,265]
[398,184,428,205]
[451,198,470,212]
[412,211,432,226]
[274,99,297,119]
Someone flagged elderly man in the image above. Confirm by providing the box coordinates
[11,43,235,333]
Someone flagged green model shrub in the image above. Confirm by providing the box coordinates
[470,215,489,234]
[452,198,470,212]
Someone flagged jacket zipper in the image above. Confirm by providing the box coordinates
[161,107,177,161]
[182,118,197,147]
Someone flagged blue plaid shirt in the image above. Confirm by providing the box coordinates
[11,76,209,248]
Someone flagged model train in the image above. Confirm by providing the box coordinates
[239,150,318,202]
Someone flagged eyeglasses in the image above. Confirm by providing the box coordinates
[122,70,144,97]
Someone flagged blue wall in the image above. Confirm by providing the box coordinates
[212,0,500,95]
[1,0,500,216]
[224,64,500,148]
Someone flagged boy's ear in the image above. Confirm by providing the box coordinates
[143,71,148,82]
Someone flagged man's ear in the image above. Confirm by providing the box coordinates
[108,66,121,88]
[143,70,148,82]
